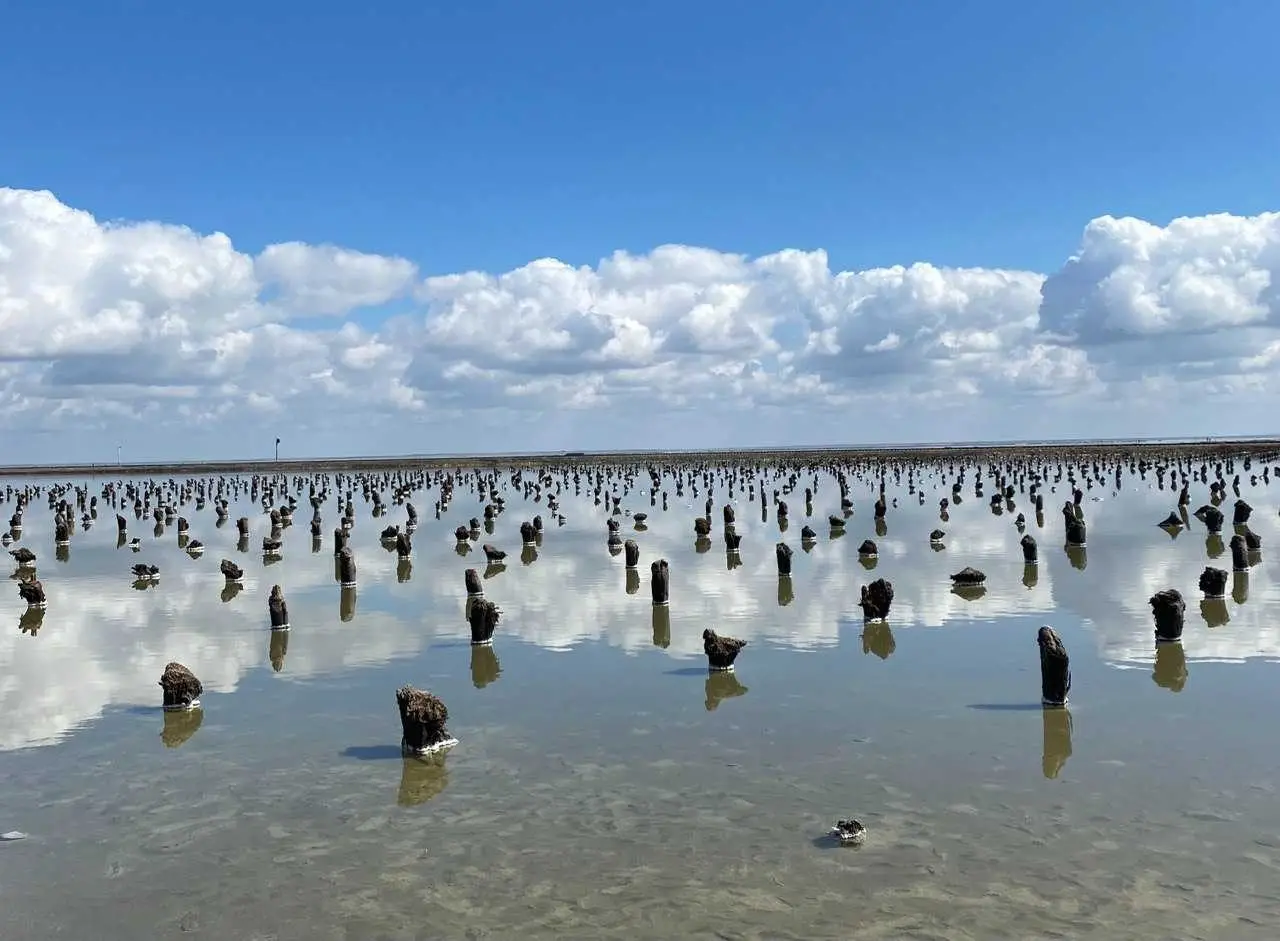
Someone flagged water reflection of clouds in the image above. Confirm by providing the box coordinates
[0,511,426,751]
[1,467,1277,751]
[1042,480,1280,667]
[420,484,1060,657]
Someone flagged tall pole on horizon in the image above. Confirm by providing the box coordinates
[275,436,281,463]
[117,444,122,467]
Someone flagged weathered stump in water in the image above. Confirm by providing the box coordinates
[1198,566,1228,599]
[395,531,412,559]
[337,546,358,587]
[520,521,537,545]
[1230,534,1249,572]
[1037,626,1071,707]
[724,525,742,552]
[18,577,45,607]
[1241,525,1261,551]
[1021,533,1038,564]
[395,686,455,756]
[622,538,640,569]
[237,517,250,537]
[858,578,894,621]
[857,539,877,557]
[333,527,349,554]
[651,559,670,605]
[1233,499,1253,526]
[159,662,203,711]
[1149,588,1186,642]
[776,542,793,575]
[703,628,746,671]
[268,584,289,629]
[1063,504,1086,546]
[1195,504,1224,534]
[468,599,500,646]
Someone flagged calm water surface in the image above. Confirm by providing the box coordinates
[1,463,1279,940]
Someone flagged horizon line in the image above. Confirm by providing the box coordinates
[2,433,1278,478]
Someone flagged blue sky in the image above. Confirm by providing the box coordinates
[1,0,1279,460]
[5,0,1276,278]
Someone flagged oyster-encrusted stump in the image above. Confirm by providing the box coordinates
[651,558,670,605]
[268,584,289,630]
[703,628,746,672]
[1037,626,1071,706]
[1199,566,1228,599]
[1150,588,1186,643]
[396,685,456,756]
[159,662,203,711]
[468,598,500,646]
[858,578,894,621]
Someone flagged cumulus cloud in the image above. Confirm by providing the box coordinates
[1,188,1278,461]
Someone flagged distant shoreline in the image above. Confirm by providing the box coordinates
[1,437,1278,479]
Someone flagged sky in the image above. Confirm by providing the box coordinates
[1,0,1279,463]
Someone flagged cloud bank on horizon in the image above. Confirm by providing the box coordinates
[1,187,1278,463]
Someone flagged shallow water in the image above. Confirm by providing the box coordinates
[1,462,1279,939]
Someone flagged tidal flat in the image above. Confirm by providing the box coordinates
[2,448,1280,940]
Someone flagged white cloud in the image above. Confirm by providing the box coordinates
[1,187,1279,460]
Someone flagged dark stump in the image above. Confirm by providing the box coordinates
[651,559,670,605]
[1149,588,1186,642]
[468,598,500,645]
[776,542,793,575]
[268,585,289,629]
[1233,499,1253,526]
[703,628,746,671]
[337,546,358,586]
[859,578,894,621]
[395,685,454,755]
[1198,566,1228,598]
[159,661,203,711]
[1021,533,1038,564]
[1037,626,1071,706]
[1230,534,1249,572]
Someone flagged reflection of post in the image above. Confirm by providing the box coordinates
[1041,707,1073,779]
[1152,641,1188,692]
[397,755,450,808]
[860,622,895,660]
[339,585,358,622]
[777,574,794,607]
[651,604,671,649]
